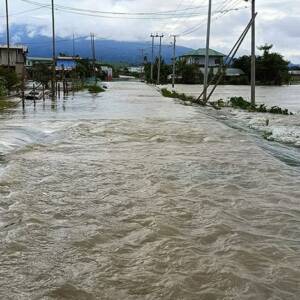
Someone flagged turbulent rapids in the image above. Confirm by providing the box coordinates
[0,82,300,299]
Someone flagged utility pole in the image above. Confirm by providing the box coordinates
[157,34,164,85]
[73,33,75,57]
[251,0,256,106]
[171,35,178,89]
[139,48,145,82]
[5,0,10,69]
[150,34,156,82]
[90,33,96,83]
[203,0,212,102]
[51,0,56,98]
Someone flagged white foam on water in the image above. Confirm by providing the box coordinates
[225,108,300,147]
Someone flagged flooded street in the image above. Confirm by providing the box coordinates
[1,82,300,299]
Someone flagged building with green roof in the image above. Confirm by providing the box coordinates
[179,48,226,67]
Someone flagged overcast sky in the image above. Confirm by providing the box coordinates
[1,0,300,63]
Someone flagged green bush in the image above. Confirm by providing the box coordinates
[230,97,253,110]
[229,96,292,115]
[161,88,175,98]
[85,84,105,93]
[0,99,17,110]
[0,80,7,97]
[0,67,19,90]
[269,106,289,115]
[161,88,195,102]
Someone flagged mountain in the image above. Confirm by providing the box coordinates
[0,27,192,65]
[288,63,300,70]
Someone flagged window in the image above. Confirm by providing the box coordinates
[215,58,221,65]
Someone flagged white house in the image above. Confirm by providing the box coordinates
[179,48,226,67]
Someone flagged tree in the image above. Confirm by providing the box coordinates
[257,44,273,56]
[0,79,7,96]
[232,56,251,79]
[176,60,204,84]
[75,59,93,79]
[256,44,290,85]
[31,63,52,87]
[0,67,19,90]
[232,45,290,85]
[144,58,172,84]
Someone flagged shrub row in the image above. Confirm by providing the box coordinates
[229,97,292,115]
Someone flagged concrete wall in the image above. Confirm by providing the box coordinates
[0,48,26,76]
[182,56,223,67]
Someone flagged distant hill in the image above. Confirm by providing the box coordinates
[0,27,192,65]
[288,63,300,70]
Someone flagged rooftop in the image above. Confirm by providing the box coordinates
[181,48,226,57]
[0,44,28,52]
[57,56,82,60]
[27,57,53,61]
[289,70,300,75]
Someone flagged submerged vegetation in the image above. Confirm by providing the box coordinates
[161,88,195,102]
[0,99,18,111]
[229,97,292,115]
[160,88,293,115]
[85,84,105,94]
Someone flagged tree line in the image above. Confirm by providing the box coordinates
[143,44,291,86]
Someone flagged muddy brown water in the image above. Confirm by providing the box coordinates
[0,82,300,299]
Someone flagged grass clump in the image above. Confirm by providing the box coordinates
[0,99,17,111]
[230,97,253,110]
[85,85,105,93]
[269,106,289,115]
[229,96,292,115]
[161,88,195,102]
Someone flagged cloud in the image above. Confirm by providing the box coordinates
[0,0,300,62]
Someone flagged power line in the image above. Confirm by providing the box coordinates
[19,0,231,20]
[180,5,249,36]
[0,5,47,18]
[19,0,220,16]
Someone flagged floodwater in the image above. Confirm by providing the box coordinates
[162,84,300,113]
[0,82,300,300]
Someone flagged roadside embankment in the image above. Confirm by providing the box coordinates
[226,108,300,147]
[158,86,300,147]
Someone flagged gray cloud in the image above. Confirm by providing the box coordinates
[0,0,299,62]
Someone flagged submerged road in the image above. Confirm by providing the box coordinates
[0,82,300,299]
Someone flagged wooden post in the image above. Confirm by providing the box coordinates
[251,0,256,106]
[42,84,45,101]
[51,0,56,99]
[21,67,25,108]
[58,83,61,98]
[33,83,36,106]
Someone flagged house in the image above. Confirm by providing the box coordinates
[179,48,226,67]
[26,57,53,68]
[224,68,245,77]
[26,56,81,71]
[198,67,245,77]
[100,66,113,81]
[0,45,28,76]
[289,70,300,83]
[128,66,144,74]
[56,56,81,71]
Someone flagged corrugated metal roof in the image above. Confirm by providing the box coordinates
[0,44,28,52]
[27,57,53,61]
[181,48,226,57]
[289,70,300,75]
[56,59,77,70]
